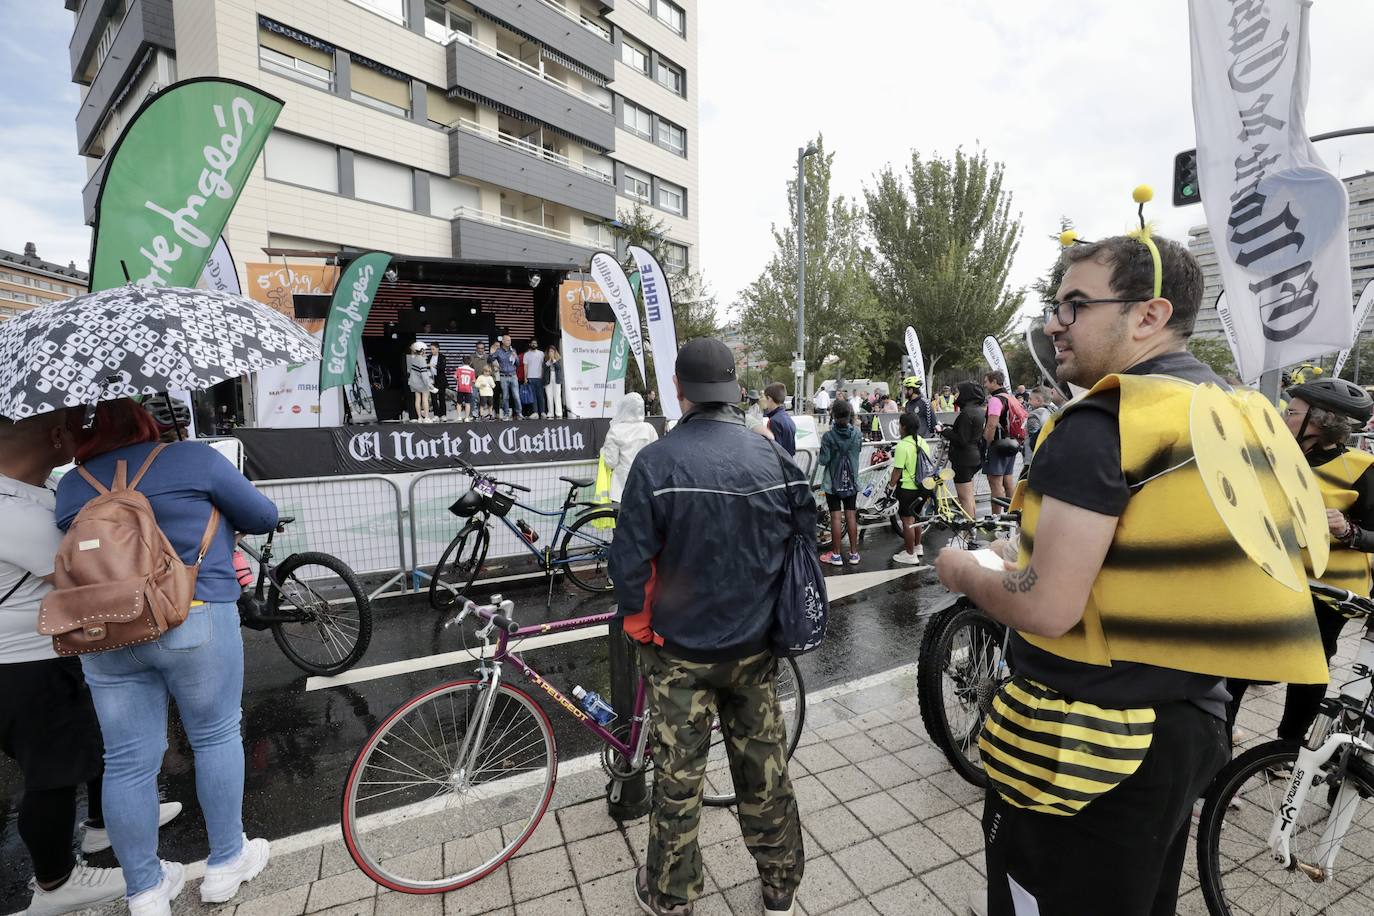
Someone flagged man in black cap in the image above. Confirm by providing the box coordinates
[611,337,807,916]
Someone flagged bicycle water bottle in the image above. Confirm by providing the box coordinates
[516,519,539,544]
[572,686,615,725]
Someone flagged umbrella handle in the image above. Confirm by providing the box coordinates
[82,375,123,429]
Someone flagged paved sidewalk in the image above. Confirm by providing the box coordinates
[64,641,1351,916]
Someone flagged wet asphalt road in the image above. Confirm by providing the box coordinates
[0,524,959,913]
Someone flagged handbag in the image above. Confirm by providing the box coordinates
[769,446,829,656]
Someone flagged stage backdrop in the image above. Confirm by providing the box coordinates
[558,277,625,417]
[236,417,667,480]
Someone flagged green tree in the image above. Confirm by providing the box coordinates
[1030,218,1075,307]
[1188,336,1237,378]
[864,147,1025,380]
[736,135,879,387]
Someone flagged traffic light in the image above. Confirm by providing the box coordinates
[1173,149,1201,206]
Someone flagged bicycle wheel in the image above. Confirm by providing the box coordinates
[429,522,489,610]
[1198,740,1374,915]
[702,657,806,807]
[917,602,1007,788]
[268,552,373,677]
[343,679,557,894]
[558,509,616,593]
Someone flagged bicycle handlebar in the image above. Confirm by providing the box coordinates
[463,598,521,634]
[1309,581,1374,618]
[453,457,532,493]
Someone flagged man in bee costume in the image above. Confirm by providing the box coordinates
[935,188,1329,916]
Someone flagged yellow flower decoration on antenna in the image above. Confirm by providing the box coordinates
[1059,230,1079,248]
[1132,184,1154,204]
[1124,186,1163,299]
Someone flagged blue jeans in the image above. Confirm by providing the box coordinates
[529,378,547,415]
[80,602,245,896]
[498,376,519,417]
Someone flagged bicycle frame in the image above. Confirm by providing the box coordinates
[237,531,310,626]
[458,604,651,774]
[1268,726,1374,877]
[492,494,598,569]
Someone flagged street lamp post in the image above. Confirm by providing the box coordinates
[795,143,818,408]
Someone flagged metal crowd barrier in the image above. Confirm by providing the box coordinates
[246,474,408,601]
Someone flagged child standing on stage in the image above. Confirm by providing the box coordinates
[475,365,496,420]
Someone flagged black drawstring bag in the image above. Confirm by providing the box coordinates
[769,446,828,656]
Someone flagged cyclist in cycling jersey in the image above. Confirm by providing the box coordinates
[902,377,936,438]
[1226,377,1374,745]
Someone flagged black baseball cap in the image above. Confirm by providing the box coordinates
[676,337,739,404]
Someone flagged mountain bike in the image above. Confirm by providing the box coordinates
[427,458,616,609]
[237,517,372,676]
[915,511,1019,787]
[341,597,806,894]
[1196,582,1374,915]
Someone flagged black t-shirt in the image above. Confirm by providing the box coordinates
[1009,351,1232,717]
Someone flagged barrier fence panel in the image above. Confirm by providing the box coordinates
[408,459,603,586]
[248,475,408,600]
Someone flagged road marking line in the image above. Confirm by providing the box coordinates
[307,566,926,692]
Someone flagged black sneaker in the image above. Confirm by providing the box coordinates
[634,867,692,916]
[763,886,796,916]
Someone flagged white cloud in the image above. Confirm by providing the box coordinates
[699,0,1374,318]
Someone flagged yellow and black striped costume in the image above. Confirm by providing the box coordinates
[979,373,1328,816]
[1306,447,1374,595]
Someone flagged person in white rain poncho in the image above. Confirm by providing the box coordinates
[600,393,658,503]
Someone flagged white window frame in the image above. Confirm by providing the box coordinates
[656,119,685,155]
[655,59,683,94]
[657,0,685,35]
[424,1,473,44]
[622,99,652,138]
[264,131,340,194]
[259,45,334,91]
[353,154,415,210]
[621,36,649,74]
[663,242,688,273]
[351,90,409,117]
[657,181,684,215]
[624,167,651,202]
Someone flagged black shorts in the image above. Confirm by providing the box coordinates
[896,487,927,519]
[952,463,978,485]
[455,391,473,406]
[479,395,493,409]
[0,656,104,790]
[825,492,857,512]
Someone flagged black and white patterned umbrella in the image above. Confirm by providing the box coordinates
[0,285,320,420]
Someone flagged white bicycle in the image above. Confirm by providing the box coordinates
[1197,582,1374,915]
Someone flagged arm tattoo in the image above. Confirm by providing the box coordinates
[1002,565,1038,594]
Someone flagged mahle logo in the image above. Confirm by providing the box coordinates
[582,360,600,372]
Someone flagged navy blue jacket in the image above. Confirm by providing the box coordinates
[765,406,797,456]
[609,405,813,661]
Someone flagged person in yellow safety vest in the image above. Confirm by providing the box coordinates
[1225,377,1374,744]
[934,224,1327,916]
[887,411,931,564]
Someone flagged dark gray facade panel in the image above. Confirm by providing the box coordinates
[468,0,614,80]
[405,0,426,34]
[453,218,595,268]
[70,0,120,79]
[334,50,352,97]
[413,169,431,216]
[338,149,357,198]
[447,40,614,150]
[449,129,614,218]
[410,78,428,124]
[82,156,110,225]
[73,0,176,153]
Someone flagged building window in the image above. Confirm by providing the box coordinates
[345,0,405,24]
[622,99,652,138]
[354,154,415,209]
[259,45,334,92]
[657,0,685,35]
[424,1,473,43]
[621,35,649,74]
[264,131,339,193]
[657,180,684,215]
[663,241,688,273]
[430,175,481,217]
[584,218,612,247]
[629,0,649,11]
[656,119,686,156]
[624,167,651,202]
[351,64,411,116]
[655,58,684,95]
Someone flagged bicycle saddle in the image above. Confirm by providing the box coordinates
[560,475,595,488]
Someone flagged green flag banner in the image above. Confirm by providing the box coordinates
[89,78,283,292]
[607,322,628,383]
[320,252,391,391]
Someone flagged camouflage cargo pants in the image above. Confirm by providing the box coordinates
[638,643,805,906]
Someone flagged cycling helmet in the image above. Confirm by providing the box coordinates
[902,376,921,389]
[448,490,484,518]
[1285,378,1374,425]
[142,394,192,432]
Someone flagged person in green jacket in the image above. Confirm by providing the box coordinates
[818,399,864,566]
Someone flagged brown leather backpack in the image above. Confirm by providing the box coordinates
[38,444,219,656]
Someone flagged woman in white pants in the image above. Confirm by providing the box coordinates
[545,345,566,418]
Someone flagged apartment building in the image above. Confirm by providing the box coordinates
[67,0,699,279]
[0,243,89,321]
[1188,171,1374,343]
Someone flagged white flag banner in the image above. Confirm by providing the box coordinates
[1189,0,1352,382]
[627,245,681,420]
[982,336,1011,391]
[903,326,925,389]
[589,252,646,384]
[199,235,241,295]
[1333,281,1374,378]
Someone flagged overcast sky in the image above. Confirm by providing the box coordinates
[6,1,1374,319]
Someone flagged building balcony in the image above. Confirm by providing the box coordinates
[449,119,614,219]
[445,34,614,151]
[81,156,110,225]
[450,206,600,267]
[73,0,175,156]
[469,0,614,80]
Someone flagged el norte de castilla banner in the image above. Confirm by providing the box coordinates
[89,78,282,293]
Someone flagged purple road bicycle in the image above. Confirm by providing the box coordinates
[341,597,805,894]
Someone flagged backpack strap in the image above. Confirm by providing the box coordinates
[76,464,111,496]
[128,443,170,490]
[0,571,31,607]
[192,507,222,566]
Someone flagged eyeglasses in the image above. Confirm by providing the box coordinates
[1041,298,1150,327]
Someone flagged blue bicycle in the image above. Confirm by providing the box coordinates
[428,457,617,609]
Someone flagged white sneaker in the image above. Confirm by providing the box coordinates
[200,836,270,903]
[892,550,922,565]
[967,886,989,916]
[127,861,184,916]
[82,801,183,854]
[23,862,125,915]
